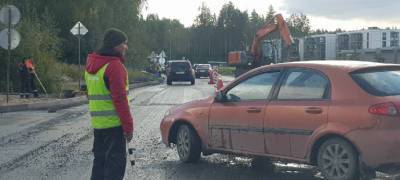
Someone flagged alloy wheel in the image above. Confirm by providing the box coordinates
[177,126,190,159]
[320,143,352,178]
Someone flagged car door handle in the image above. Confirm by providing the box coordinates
[305,107,323,114]
[247,107,261,113]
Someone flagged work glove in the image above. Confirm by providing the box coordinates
[124,132,133,143]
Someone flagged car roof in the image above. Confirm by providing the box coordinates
[261,60,400,73]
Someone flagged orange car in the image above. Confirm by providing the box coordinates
[160,61,400,180]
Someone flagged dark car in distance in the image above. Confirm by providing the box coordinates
[195,64,212,78]
[166,60,195,85]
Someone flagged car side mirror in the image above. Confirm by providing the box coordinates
[214,90,225,102]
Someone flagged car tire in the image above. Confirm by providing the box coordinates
[317,138,359,180]
[176,125,201,163]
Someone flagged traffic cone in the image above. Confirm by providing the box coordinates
[216,78,224,90]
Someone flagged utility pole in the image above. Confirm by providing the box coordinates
[6,8,11,103]
[169,29,172,60]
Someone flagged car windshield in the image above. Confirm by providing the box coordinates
[171,62,190,71]
[351,68,400,96]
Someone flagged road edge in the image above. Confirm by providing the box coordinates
[0,80,163,113]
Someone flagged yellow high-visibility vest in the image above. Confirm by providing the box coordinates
[84,63,129,129]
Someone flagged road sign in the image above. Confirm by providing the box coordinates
[70,21,88,90]
[0,28,20,50]
[159,50,166,58]
[159,57,165,65]
[0,5,21,26]
[70,21,88,36]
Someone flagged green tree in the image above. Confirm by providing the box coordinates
[216,2,248,58]
[265,5,276,23]
[193,2,216,61]
[287,13,311,37]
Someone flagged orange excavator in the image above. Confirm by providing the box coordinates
[228,14,296,77]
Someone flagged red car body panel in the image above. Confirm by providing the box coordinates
[160,61,400,169]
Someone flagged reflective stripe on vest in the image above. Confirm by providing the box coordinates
[88,90,129,100]
[85,63,129,129]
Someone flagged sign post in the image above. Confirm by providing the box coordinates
[70,21,88,90]
[0,5,21,103]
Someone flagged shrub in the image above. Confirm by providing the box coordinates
[127,70,158,83]
[217,66,235,76]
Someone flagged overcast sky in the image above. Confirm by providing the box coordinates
[141,0,400,31]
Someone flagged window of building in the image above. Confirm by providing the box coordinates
[382,32,387,48]
[350,33,362,50]
[390,32,399,47]
[338,34,349,50]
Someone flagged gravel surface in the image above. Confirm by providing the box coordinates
[0,95,60,106]
[0,77,399,180]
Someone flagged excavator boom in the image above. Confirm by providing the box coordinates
[228,14,294,76]
[251,14,293,61]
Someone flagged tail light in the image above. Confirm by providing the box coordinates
[368,102,399,116]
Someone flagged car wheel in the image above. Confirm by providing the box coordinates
[317,138,359,180]
[176,125,201,163]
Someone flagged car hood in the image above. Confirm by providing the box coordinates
[169,96,214,115]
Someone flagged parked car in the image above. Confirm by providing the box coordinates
[160,60,400,180]
[166,60,195,85]
[193,64,199,70]
[195,64,212,78]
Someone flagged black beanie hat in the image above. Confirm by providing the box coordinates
[102,28,128,48]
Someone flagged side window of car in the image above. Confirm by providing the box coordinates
[226,71,280,101]
[277,69,329,100]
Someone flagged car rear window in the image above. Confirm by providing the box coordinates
[171,62,190,71]
[351,68,400,96]
[197,65,210,69]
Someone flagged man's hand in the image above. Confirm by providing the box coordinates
[124,132,133,142]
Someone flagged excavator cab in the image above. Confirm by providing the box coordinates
[260,40,277,65]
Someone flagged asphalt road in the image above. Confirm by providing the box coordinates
[0,77,398,180]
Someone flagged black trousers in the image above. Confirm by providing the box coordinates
[91,126,126,180]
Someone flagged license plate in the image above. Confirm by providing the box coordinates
[200,70,205,72]
[176,72,184,74]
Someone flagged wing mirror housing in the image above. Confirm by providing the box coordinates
[214,90,225,102]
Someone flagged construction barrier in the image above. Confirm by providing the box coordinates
[208,69,224,90]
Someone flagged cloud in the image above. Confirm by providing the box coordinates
[280,0,400,23]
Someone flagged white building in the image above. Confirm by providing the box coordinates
[301,34,337,60]
[336,27,400,63]
[337,27,400,50]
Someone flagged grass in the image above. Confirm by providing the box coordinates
[217,66,235,76]
[127,70,159,83]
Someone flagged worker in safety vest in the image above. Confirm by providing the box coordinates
[85,28,133,180]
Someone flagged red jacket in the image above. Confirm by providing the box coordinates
[85,53,134,134]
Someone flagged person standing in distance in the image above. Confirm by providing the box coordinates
[84,28,133,180]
